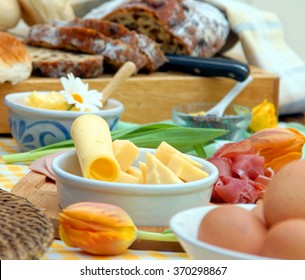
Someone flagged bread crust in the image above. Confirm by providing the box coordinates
[52,18,167,72]
[26,24,148,71]
[28,46,104,78]
[0,31,32,84]
[85,0,230,57]
[18,0,75,26]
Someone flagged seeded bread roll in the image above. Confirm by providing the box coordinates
[27,46,104,78]
[52,18,167,72]
[84,0,230,57]
[0,31,32,84]
[25,24,147,71]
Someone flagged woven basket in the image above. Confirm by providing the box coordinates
[0,189,54,260]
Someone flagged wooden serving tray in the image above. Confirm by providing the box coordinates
[0,69,279,134]
[11,171,184,252]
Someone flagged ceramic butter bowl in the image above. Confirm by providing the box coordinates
[4,92,124,151]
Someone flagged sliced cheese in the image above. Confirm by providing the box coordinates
[145,152,183,184]
[138,161,147,184]
[112,139,139,172]
[167,154,209,182]
[71,114,120,181]
[127,166,143,183]
[155,141,202,168]
[115,171,141,184]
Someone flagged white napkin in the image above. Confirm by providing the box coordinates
[202,0,305,115]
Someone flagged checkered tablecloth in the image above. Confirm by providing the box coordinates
[0,137,189,260]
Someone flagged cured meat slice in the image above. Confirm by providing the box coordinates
[29,150,69,181]
[208,139,272,204]
[231,154,265,181]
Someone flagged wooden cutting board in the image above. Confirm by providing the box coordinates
[0,68,279,134]
[11,171,184,252]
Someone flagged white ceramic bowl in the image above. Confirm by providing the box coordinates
[52,148,219,226]
[4,91,124,151]
[170,204,273,260]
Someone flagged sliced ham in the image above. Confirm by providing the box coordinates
[208,157,232,177]
[29,150,71,181]
[231,154,265,180]
[208,139,273,204]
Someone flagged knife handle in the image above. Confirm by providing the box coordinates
[161,54,250,82]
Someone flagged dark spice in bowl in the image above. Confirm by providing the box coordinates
[172,102,252,142]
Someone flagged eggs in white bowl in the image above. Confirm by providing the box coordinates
[52,148,219,227]
[170,204,274,260]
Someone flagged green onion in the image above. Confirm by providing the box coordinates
[2,123,227,164]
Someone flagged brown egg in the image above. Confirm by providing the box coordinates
[262,219,305,259]
[198,205,267,255]
[251,200,267,227]
[263,160,305,226]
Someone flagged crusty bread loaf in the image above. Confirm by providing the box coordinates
[0,31,32,84]
[18,0,75,26]
[27,46,104,78]
[52,18,167,72]
[25,24,147,71]
[85,0,230,57]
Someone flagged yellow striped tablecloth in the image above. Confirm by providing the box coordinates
[0,137,189,260]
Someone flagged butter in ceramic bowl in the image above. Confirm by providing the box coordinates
[4,92,123,152]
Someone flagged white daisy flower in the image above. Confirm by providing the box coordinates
[59,73,103,112]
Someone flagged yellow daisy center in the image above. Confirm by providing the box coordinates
[72,93,83,103]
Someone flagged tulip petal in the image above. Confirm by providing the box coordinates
[59,202,137,255]
[249,128,305,172]
[265,152,302,173]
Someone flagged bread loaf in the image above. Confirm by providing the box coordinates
[52,18,167,72]
[25,24,147,71]
[18,0,75,26]
[0,32,32,84]
[85,0,230,57]
[0,0,21,30]
[27,46,104,78]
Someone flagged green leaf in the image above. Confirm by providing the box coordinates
[2,123,228,164]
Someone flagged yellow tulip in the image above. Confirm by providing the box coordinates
[59,202,177,256]
[249,127,305,172]
[249,100,278,132]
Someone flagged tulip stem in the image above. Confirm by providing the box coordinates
[136,230,178,242]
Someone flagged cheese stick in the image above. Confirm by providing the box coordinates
[71,114,120,181]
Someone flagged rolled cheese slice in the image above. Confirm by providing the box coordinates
[71,114,120,181]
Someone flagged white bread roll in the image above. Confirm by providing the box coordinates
[0,32,32,84]
[18,0,75,26]
[0,0,21,30]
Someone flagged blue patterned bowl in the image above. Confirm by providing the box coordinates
[4,92,124,151]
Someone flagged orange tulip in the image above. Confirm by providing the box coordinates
[249,127,305,172]
[59,202,137,255]
[59,202,177,256]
